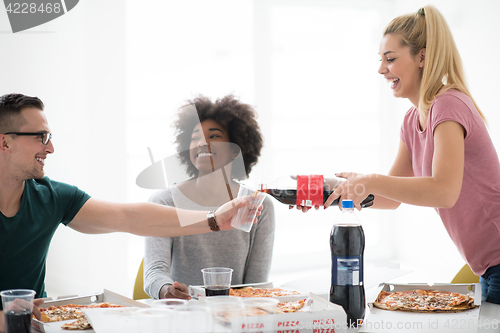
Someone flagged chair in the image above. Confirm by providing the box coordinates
[451,263,479,284]
[133,258,151,300]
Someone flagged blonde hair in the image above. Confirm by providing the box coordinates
[384,5,486,123]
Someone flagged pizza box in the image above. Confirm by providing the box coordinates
[190,281,309,301]
[31,289,149,333]
[210,292,348,333]
[359,283,481,333]
[79,293,347,333]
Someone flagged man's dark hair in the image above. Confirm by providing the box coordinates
[0,93,44,133]
[174,94,263,180]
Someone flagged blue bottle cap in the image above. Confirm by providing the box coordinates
[342,199,354,209]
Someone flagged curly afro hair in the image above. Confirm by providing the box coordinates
[173,94,263,180]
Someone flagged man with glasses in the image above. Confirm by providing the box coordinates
[0,93,260,330]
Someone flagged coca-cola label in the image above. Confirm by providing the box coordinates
[296,175,324,207]
[331,255,363,286]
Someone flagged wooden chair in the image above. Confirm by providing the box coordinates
[133,258,151,300]
[451,263,479,284]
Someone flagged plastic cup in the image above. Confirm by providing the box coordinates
[201,267,233,297]
[151,298,188,310]
[209,301,246,333]
[171,304,212,333]
[231,187,266,232]
[241,297,279,332]
[135,308,171,333]
[1,289,36,333]
[204,295,240,306]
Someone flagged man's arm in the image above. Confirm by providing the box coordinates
[68,197,255,237]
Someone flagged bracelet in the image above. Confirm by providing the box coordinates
[207,210,220,232]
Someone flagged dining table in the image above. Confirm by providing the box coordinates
[30,263,500,333]
[280,264,500,333]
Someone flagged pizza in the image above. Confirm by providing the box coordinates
[214,299,306,324]
[277,299,306,313]
[229,287,301,297]
[61,317,92,330]
[38,302,123,330]
[373,289,476,312]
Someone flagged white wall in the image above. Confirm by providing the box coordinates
[1,0,499,298]
[0,0,133,296]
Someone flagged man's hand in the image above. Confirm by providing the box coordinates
[215,198,262,230]
[1,299,44,333]
[160,282,191,300]
[32,299,44,320]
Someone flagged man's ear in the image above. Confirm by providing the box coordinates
[0,134,10,152]
[419,48,426,68]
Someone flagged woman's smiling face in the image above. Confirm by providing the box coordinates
[189,119,234,176]
[378,33,425,106]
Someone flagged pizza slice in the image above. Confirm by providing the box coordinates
[61,317,92,330]
[38,302,124,330]
[229,287,301,297]
[277,299,306,313]
[39,305,84,322]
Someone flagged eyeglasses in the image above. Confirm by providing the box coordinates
[3,132,52,145]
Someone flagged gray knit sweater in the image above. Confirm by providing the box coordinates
[144,186,275,299]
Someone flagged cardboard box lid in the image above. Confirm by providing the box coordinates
[190,281,308,301]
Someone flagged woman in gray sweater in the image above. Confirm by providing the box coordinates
[144,95,275,299]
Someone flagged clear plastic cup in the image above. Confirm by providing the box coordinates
[201,267,233,297]
[1,289,36,333]
[151,298,188,310]
[241,297,279,332]
[135,308,172,333]
[231,186,266,232]
[172,304,212,333]
[204,295,240,306]
[209,301,246,333]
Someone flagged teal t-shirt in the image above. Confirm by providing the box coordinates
[0,177,90,307]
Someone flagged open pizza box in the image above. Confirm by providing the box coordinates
[190,281,309,301]
[75,292,347,333]
[359,283,481,333]
[31,289,149,333]
[211,292,348,333]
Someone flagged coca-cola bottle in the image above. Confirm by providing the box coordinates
[330,199,365,328]
[259,175,374,208]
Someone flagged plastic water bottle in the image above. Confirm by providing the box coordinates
[329,199,365,328]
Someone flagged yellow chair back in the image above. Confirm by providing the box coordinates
[451,263,479,284]
[133,258,151,300]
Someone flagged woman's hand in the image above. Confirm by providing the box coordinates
[289,176,347,212]
[160,282,191,300]
[324,172,369,210]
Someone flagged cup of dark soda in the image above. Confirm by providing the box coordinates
[1,289,36,333]
[201,267,233,297]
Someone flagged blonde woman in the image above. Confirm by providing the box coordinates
[325,6,500,303]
